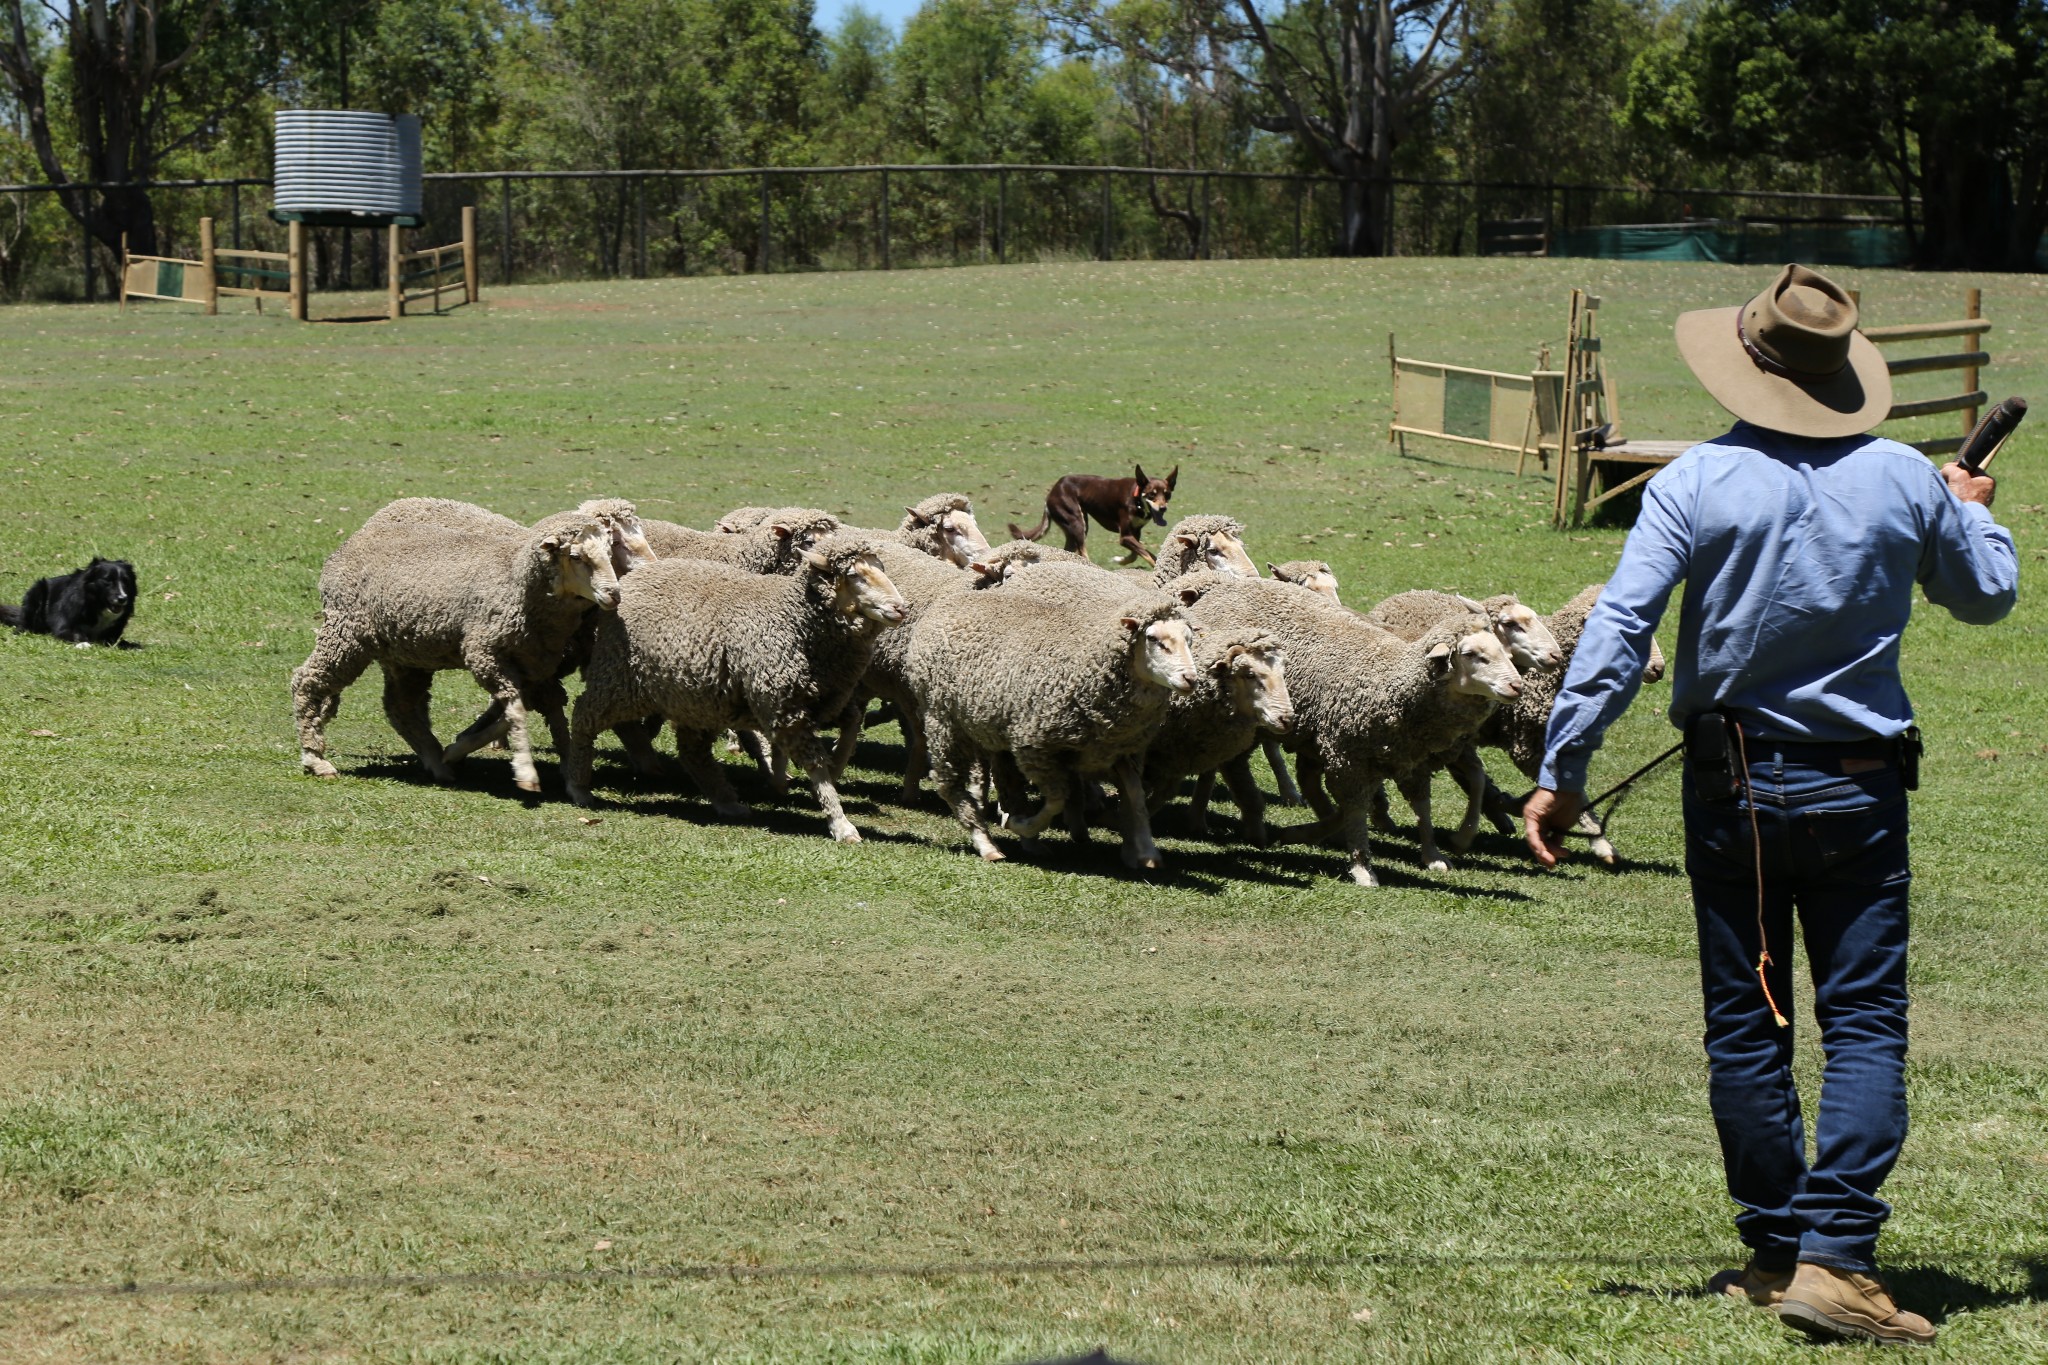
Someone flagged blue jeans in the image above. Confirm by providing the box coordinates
[1682,747,1911,1274]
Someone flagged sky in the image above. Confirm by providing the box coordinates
[816,0,919,39]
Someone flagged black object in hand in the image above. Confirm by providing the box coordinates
[1958,396,2026,474]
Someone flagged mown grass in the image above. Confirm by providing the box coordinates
[0,258,2044,1362]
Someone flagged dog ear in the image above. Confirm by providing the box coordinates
[1134,464,1151,490]
[1165,464,1179,491]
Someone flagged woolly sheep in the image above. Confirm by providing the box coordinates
[1266,560,1340,602]
[1142,627,1292,847]
[565,534,910,842]
[889,493,993,568]
[828,538,980,795]
[643,507,842,571]
[1146,514,1259,588]
[1456,583,1669,864]
[291,501,621,793]
[1173,571,1522,885]
[1365,588,1564,674]
[907,562,1198,869]
[968,539,1098,586]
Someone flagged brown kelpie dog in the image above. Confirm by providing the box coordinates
[1009,464,1178,566]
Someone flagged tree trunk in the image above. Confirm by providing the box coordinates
[1337,176,1382,257]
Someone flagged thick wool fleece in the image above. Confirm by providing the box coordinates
[290,505,610,781]
[1148,514,1253,588]
[1176,572,1498,790]
[1363,588,1519,640]
[642,508,841,572]
[974,540,1097,581]
[856,540,976,718]
[908,563,1184,774]
[1475,583,1608,778]
[893,493,978,560]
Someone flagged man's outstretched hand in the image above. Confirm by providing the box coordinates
[1522,788,1586,869]
[1941,461,1997,508]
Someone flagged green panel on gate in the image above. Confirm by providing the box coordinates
[156,259,184,298]
[1442,370,1491,440]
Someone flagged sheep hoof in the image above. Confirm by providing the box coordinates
[976,844,1007,862]
[1592,841,1619,866]
[830,824,862,844]
[301,753,340,779]
[1447,830,1477,853]
[1424,857,1450,873]
[1121,848,1165,872]
[513,776,542,794]
[1488,812,1515,836]
[1348,865,1380,888]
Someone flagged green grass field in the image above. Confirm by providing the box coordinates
[1,258,2044,1363]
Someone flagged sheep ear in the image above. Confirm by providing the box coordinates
[904,505,931,526]
[1176,585,1202,606]
[1426,641,1452,674]
[1265,562,1278,576]
[1120,615,1143,633]
[1454,594,1484,613]
[800,548,830,571]
[773,524,795,541]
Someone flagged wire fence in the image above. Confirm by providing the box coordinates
[0,164,1913,303]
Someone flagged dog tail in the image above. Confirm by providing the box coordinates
[1007,509,1051,543]
[0,603,18,629]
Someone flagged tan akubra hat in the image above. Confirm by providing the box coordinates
[1674,263,1892,439]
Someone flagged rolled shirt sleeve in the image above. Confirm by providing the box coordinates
[1920,481,2018,625]
[1537,467,1692,792]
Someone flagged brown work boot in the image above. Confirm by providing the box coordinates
[1707,1260,1793,1307]
[1779,1262,1936,1346]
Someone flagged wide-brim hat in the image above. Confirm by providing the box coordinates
[1674,263,1891,439]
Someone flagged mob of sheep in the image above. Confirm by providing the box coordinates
[293,492,1639,885]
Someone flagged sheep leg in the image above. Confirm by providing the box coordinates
[1111,757,1164,871]
[291,630,375,779]
[1006,749,1071,841]
[1220,754,1271,848]
[1369,782,1398,833]
[1262,739,1303,806]
[613,717,668,777]
[1395,771,1449,873]
[733,728,788,795]
[1445,746,1490,853]
[990,751,1032,830]
[672,727,750,819]
[443,700,512,764]
[1579,809,1618,865]
[1336,789,1382,888]
[830,691,870,778]
[782,727,861,844]
[1295,751,1338,824]
[1182,771,1216,836]
[497,692,543,793]
[929,728,1003,861]
[898,705,932,801]
[379,665,456,782]
[1480,771,1518,836]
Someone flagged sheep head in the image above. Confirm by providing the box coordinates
[1267,560,1339,601]
[902,495,992,569]
[766,510,844,569]
[1481,594,1563,673]
[1123,613,1197,694]
[805,544,910,628]
[1425,621,1522,702]
[540,520,622,611]
[579,499,658,574]
[1211,631,1292,736]
[714,506,775,534]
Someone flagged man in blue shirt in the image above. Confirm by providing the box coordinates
[1522,264,2017,1347]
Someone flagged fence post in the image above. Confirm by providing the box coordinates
[759,171,771,273]
[1293,179,1303,258]
[231,181,242,250]
[82,216,93,302]
[997,169,1007,264]
[388,223,403,320]
[288,220,307,321]
[199,216,217,315]
[500,173,513,285]
[463,205,479,304]
[634,178,647,278]
[1201,173,1211,260]
[1963,287,1983,438]
[1099,170,1111,261]
[880,169,891,270]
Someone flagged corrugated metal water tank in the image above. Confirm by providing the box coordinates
[273,111,422,218]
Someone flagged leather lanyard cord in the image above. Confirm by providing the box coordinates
[1733,720,1791,1029]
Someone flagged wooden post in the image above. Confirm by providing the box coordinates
[1962,287,1983,438]
[388,224,403,320]
[199,216,217,315]
[880,169,891,270]
[462,205,479,304]
[288,220,307,322]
